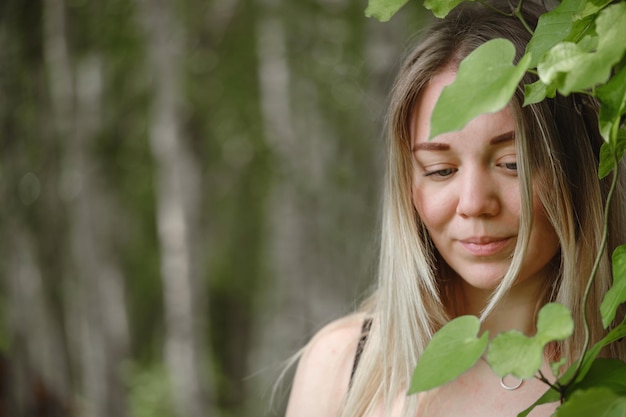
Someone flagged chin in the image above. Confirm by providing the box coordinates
[463,279,502,291]
[455,267,508,292]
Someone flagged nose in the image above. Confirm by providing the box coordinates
[456,167,500,218]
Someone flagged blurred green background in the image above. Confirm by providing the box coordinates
[0,0,429,416]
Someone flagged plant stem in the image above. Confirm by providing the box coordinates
[477,0,513,16]
[513,0,534,35]
[535,369,559,391]
[568,155,620,385]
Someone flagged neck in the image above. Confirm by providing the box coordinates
[458,273,547,337]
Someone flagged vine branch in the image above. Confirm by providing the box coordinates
[513,0,534,35]
[569,154,620,385]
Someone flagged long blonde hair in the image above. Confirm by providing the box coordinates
[344,1,626,416]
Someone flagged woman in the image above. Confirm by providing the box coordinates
[285,1,626,416]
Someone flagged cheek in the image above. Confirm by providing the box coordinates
[532,199,560,249]
[412,182,449,231]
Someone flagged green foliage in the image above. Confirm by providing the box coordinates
[525,0,586,68]
[597,64,626,145]
[126,363,176,417]
[366,0,626,415]
[365,0,410,21]
[598,137,626,180]
[601,245,626,328]
[554,387,626,417]
[538,3,626,95]
[487,303,573,379]
[423,0,470,18]
[576,316,626,384]
[429,39,530,139]
[569,358,626,394]
[523,79,556,106]
[408,316,488,393]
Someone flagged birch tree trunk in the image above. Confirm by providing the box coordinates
[254,0,305,360]
[136,1,210,416]
[248,3,415,414]
[0,0,74,414]
[250,1,349,412]
[44,1,131,415]
[71,56,131,417]
[4,222,72,415]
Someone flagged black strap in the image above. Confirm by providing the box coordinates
[349,318,373,388]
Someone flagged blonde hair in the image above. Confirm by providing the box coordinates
[344,1,626,416]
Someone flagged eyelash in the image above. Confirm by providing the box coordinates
[500,162,518,171]
[424,168,456,178]
[423,162,518,178]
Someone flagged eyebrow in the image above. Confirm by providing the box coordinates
[412,130,515,152]
[489,131,515,145]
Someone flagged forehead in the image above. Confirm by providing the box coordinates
[410,71,515,146]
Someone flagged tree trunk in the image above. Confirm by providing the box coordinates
[69,55,131,417]
[136,1,210,416]
[250,1,347,413]
[43,1,131,415]
[4,222,72,416]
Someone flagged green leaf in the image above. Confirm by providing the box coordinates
[538,3,626,95]
[597,63,626,143]
[570,358,626,395]
[487,331,543,379]
[526,0,587,68]
[535,303,574,345]
[519,357,626,417]
[487,303,573,379]
[365,0,409,22]
[429,39,531,139]
[576,315,626,384]
[600,245,626,328]
[554,387,626,417]
[579,0,614,19]
[408,316,488,393]
[598,135,626,179]
[537,42,587,93]
[423,0,471,19]
[523,80,556,106]
[594,2,626,58]
[517,387,561,417]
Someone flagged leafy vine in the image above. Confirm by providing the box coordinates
[366,0,626,415]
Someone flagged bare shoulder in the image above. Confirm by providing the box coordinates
[285,313,368,417]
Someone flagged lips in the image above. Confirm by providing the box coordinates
[458,237,513,256]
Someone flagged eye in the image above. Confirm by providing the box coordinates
[424,167,456,178]
[501,162,517,171]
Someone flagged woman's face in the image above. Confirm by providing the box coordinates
[410,71,560,291]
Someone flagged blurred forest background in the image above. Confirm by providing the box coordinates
[0,0,430,416]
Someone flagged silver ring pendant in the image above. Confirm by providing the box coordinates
[500,375,523,390]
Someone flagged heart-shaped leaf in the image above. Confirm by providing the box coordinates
[429,39,531,139]
[408,315,488,393]
[487,331,543,379]
[536,303,574,345]
[526,0,587,68]
[487,303,573,379]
